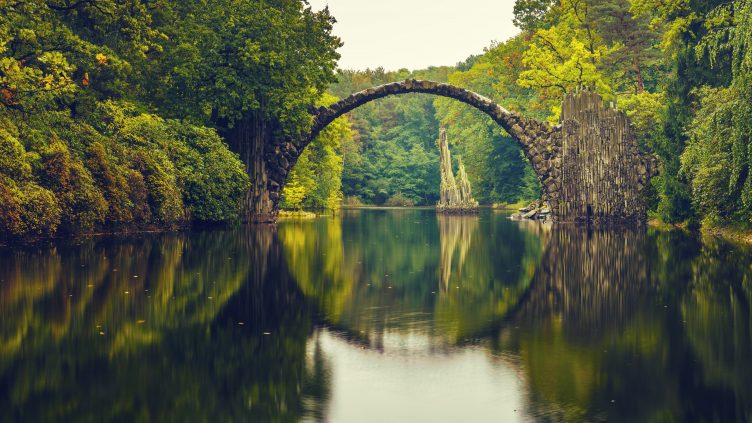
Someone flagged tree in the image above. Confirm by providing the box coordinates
[518,0,614,119]
[590,0,662,93]
[513,0,558,31]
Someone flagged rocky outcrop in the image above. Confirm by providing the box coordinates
[510,200,552,221]
[436,128,478,213]
[557,89,658,224]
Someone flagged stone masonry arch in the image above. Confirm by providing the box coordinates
[253,81,656,224]
[261,79,563,221]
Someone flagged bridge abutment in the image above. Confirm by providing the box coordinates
[555,89,657,224]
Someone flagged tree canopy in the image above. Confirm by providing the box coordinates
[0,0,340,237]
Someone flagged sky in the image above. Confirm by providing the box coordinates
[307,0,520,71]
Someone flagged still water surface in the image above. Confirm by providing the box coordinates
[1,209,751,422]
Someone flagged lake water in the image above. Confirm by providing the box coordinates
[1,209,751,422]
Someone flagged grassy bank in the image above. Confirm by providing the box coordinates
[492,200,534,210]
[649,216,752,246]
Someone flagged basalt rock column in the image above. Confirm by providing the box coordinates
[557,89,657,224]
[437,128,479,213]
[437,128,461,209]
[456,156,479,209]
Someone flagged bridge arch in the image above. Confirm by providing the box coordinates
[268,80,563,216]
[256,81,655,224]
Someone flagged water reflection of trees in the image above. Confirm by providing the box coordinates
[0,228,330,422]
[2,215,751,422]
[279,210,545,347]
[494,227,752,423]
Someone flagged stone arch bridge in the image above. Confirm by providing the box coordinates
[245,79,657,224]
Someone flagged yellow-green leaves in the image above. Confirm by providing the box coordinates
[281,93,351,212]
[518,3,614,119]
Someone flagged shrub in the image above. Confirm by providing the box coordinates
[0,127,32,181]
[384,192,415,207]
[40,140,107,232]
[164,122,249,221]
[342,196,364,206]
[127,170,151,223]
[86,142,134,224]
[131,150,185,223]
[58,160,108,232]
[0,178,24,236]
[19,184,61,236]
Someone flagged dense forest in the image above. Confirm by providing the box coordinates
[2,0,752,237]
[285,0,751,232]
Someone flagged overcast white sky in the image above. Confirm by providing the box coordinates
[307,0,520,71]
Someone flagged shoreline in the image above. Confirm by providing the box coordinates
[5,210,750,247]
[700,226,752,245]
[648,218,752,246]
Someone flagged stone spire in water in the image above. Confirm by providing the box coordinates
[438,128,460,208]
[437,128,478,213]
[456,156,478,209]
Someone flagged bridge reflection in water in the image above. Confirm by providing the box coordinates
[0,210,750,422]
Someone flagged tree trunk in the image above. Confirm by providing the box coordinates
[634,57,645,94]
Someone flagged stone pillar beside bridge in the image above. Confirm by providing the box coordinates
[554,89,656,224]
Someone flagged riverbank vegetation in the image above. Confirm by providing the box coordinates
[0,0,340,238]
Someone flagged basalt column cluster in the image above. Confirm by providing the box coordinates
[436,128,479,213]
[556,89,658,224]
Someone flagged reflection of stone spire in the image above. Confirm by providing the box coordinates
[437,128,478,213]
[438,215,479,292]
[437,128,460,208]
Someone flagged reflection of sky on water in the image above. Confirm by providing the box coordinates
[307,328,526,423]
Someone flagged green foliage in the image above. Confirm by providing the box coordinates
[19,183,62,236]
[384,192,416,207]
[435,36,543,204]
[0,99,249,238]
[146,0,341,137]
[513,0,557,31]
[0,0,343,238]
[281,94,351,211]
[331,68,451,206]
[518,0,616,119]
[507,0,752,228]
[680,1,752,226]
